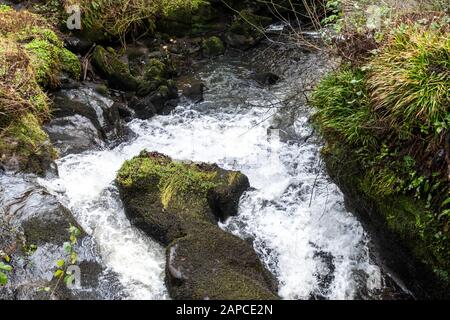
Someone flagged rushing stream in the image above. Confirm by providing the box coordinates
[41,53,391,300]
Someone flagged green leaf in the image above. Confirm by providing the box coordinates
[69,225,81,237]
[63,242,72,253]
[70,234,77,245]
[64,274,75,286]
[54,269,64,278]
[70,252,78,265]
[56,259,65,268]
[0,272,7,285]
[441,197,450,208]
[0,262,12,272]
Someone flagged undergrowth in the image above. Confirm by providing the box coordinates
[64,0,208,42]
[312,4,450,278]
[0,5,80,173]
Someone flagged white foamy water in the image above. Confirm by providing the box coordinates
[46,61,384,299]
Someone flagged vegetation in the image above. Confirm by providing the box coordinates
[0,5,80,173]
[202,36,225,56]
[64,0,215,41]
[0,260,13,286]
[117,151,220,218]
[312,0,450,282]
[116,151,276,300]
[51,225,81,293]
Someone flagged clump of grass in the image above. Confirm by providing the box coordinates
[367,24,450,136]
[311,67,377,147]
[312,8,450,282]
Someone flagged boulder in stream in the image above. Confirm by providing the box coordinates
[182,81,206,104]
[252,72,280,86]
[116,151,278,299]
[44,86,126,156]
[0,173,122,300]
[92,46,139,91]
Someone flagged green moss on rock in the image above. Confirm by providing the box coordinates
[157,0,220,36]
[136,56,176,97]
[92,45,138,91]
[1,8,81,87]
[202,36,225,57]
[0,7,77,174]
[0,114,56,174]
[144,58,169,81]
[116,151,278,299]
[117,151,219,220]
[322,140,450,298]
[24,39,80,86]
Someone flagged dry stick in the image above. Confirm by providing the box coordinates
[81,44,96,81]
[309,157,322,207]
[318,184,330,221]
[238,109,278,138]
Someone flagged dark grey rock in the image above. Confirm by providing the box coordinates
[0,173,123,300]
[44,87,126,156]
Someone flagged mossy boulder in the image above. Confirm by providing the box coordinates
[24,38,81,87]
[92,45,139,91]
[0,113,56,175]
[116,151,250,244]
[322,141,450,299]
[0,6,80,174]
[116,151,278,299]
[157,0,220,36]
[0,7,81,87]
[129,56,178,118]
[0,36,56,174]
[136,56,177,96]
[0,173,122,300]
[202,36,225,57]
[224,9,272,50]
[167,222,278,300]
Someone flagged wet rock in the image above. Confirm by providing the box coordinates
[202,36,225,57]
[129,84,178,119]
[0,173,123,300]
[57,73,81,90]
[127,96,157,120]
[114,102,135,121]
[92,46,138,91]
[182,82,206,103]
[252,72,280,85]
[116,151,278,300]
[166,222,278,300]
[44,87,126,156]
[64,36,93,55]
[44,115,105,156]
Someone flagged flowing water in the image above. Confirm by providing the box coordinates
[43,54,391,300]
